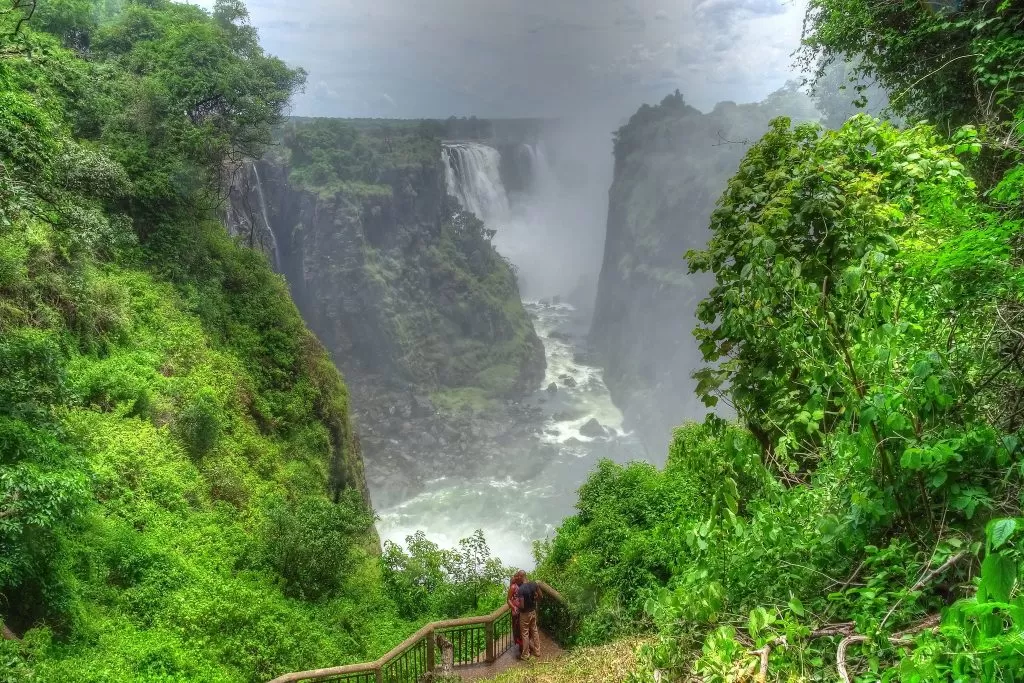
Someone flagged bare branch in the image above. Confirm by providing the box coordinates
[880,550,968,629]
[838,614,942,683]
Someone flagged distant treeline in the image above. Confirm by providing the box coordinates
[284,116,554,143]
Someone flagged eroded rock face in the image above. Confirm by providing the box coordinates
[225,147,547,506]
[350,378,558,508]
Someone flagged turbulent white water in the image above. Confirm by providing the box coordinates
[250,162,281,271]
[442,143,511,227]
[375,301,645,570]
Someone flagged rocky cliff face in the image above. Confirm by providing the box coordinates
[225,129,547,506]
[591,91,818,457]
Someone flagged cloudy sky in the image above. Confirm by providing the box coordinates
[192,0,808,121]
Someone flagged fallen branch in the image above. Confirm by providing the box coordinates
[746,616,938,683]
[1,621,20,642]
[747,623,856,681]
[836,635,868,683]
[837,614,942,683]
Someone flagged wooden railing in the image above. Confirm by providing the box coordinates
[268,581,566,683]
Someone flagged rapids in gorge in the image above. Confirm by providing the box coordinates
[375,139,648,569]
[376,300,646,569]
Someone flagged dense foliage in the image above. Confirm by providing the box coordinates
[0,1,512,680]
[538,3,1024,681]
[382,530,508,621]
[801,0,1024,184]
[279,118,440,196]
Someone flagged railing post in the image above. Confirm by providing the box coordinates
[426,630,435,673]
[485,620,495,663]
[374,666,382,683]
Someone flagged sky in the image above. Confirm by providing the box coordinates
[190,0,810,121]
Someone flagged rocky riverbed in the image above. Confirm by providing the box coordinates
[352,377,559,509]
[370,300,648,569]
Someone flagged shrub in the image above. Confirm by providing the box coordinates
[260,491,375,601]
[176,387,223,458]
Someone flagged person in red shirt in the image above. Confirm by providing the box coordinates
[507,570,526,656]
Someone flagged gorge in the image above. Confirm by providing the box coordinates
[226,120,649,568]
[8,0,1023,680]
[225,92,825,567]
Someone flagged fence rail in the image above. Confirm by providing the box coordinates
[268,582,566,683]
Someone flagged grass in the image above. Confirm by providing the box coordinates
[478,638,651,683]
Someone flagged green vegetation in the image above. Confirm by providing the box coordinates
[378,209,541,396]
[382,530,508,621]
[0,1,512,680]
[277,118,442,196]
[536,4,1024,681]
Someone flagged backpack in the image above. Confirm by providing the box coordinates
[518,581,539,611]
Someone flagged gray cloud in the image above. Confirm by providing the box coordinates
[187,0,807,120]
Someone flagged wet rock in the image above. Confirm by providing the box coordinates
[565,437,583,447]
[562,376,577,388]
[573,349,596,365]
[549,330,572,342]
[546,382,558,394]
[580,417,606,438]
[411,395,433,417]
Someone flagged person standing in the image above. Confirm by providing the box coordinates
[516,577,542,660]
[507,570,525,656]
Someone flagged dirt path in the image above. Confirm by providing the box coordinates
[457,631,564,681]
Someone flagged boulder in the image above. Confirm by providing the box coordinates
[546,382,558,394]
[562,376,577,388]
[580,417,606,438]
[411,395,433,417]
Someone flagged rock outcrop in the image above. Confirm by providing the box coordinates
[226,123,547,505]
[590,90,818,457]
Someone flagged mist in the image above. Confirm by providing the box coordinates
[492,115,615,305]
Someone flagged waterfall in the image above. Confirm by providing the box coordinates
[442,142,511,226]
[520,143,556,197]
[250,162,281,271]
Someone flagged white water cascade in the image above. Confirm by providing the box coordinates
[250,162,281,271]
[519,142,557,196]
[442,142,511,227]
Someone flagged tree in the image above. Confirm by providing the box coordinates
[87,0,306,228]
[800,0,1024,144]
[687,115,1012,522]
